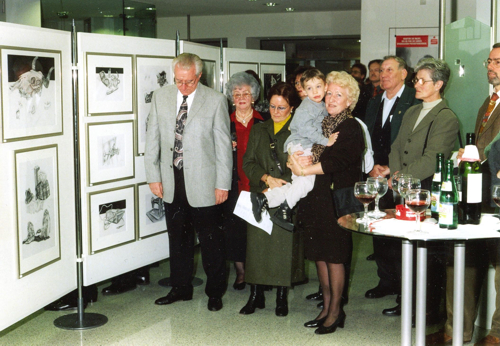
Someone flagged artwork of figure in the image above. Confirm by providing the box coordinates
[102,136,120,166]
[23,209,51,244]
[264,73,282,98]
[10,56,54,101]
[98,199,126,232]
[146,196,165,223]
[99,68,120,95]
[25,165,50,214]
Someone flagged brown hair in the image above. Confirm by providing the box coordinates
[267,82,300,110]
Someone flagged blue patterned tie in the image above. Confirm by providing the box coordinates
[173,95,188,169]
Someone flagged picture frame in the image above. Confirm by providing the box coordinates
[228,62,258,80]
[200,59,216,90]
[87,120,135,186]
[135,55,173,155]
[260,63,285,100]
[88,185,136,253]
[136,183,167,239]
[1,47,63,142]
[86,53,133,116]
[15,144,60,277]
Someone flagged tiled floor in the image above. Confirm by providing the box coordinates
[0,233,489,345]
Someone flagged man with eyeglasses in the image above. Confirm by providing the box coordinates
[362,55,420,313]
[427,43,500,346]
[145,53,232,312]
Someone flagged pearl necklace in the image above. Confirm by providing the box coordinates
[236,109,253,125]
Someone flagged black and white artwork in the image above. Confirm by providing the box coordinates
[136,56,172,154]
[200,60,216,90]
[137,183,167,238]
[15,145,60,276]
[86,54,133,115]
[87,121,134,186]
[260,63,285,100]
[264,73,282,98]
[89,186,135,253]
[1,48,62,141]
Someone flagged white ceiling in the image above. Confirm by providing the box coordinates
[42,0,361,21]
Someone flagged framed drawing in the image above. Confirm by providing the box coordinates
[137,183,167,238]
[1,47,62,142]
[200,59,216,90]
[86,53,133,115]
[260,63,284,100]
[15,144,60,277]
[88,185,135,253]
[135,55,173,155]
[87,120,134,186]
[228,62,258,79]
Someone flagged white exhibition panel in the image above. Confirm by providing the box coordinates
[180,41,222,92]
[0,22,76,331]
[222,48,285,96]
[77,33,175,285]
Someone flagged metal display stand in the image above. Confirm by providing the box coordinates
[54,22,107,331]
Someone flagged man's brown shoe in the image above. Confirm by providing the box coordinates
[475,335,500,346]
[426,331,472,345]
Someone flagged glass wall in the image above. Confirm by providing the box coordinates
[41,0,156,38]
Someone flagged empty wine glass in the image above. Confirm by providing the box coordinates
[391,172,401,192]
[492,185,500,219]
[398,174,413,204]
[367,177,388,218]
[406,189,431,233]
[411,178,421,189]
[354,181,378,225]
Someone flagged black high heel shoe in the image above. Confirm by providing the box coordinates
[233,281,246,290]
[304,316,326,328]
[315,311,346,335]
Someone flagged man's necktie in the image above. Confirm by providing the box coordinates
[479,93,499,135]
[173,95,188,169]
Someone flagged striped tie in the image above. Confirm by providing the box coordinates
[479,93,499,135]
[173,95,188,169]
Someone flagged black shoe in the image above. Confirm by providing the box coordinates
[270,201,294,231]
[317,301,324,309]
[275,286,288,317]
[240,285,265,315]
[366,253,375,261]
[208,297,223,311]
[315,311,346,335]
[306,287,323,301]
[304,316,326,328]
[365,285,398,299]
[250,193,268,222]
[102,281,137,296]
[44,298,88,311]
[136,272,150,285]
[233,281,246,290]
[382,304,401,316]
[155,288,193,305]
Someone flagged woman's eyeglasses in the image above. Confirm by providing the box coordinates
[233,92,252,100]
[269,105,289,112]
[412,78,433,85]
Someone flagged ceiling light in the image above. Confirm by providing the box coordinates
[124,7,134,10]
[126,15,135,18]
[248,0,257,1]
[145,7,156,10]
[285,7,294,11]
[57,11,69,18]
[357,39,361,43]
[103,15,114,18]
[266,3,276,6]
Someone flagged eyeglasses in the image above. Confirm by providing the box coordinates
[174,78,197,86]
[233,92,252,100]
[269,105,289,112]
[412,78,433,85]
[484,58,500,68]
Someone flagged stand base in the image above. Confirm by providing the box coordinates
[158,277,203,287]
[54,313,108,330]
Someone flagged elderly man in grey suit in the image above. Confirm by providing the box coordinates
[145,53,232,312]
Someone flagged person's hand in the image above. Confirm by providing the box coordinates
[287,151,303,176]
[267,176,288,189]
[457,148,465,161]
[149,182,163,198]
[291,151,313,167]
[215,189,228,205]
[369,164,390,178]
[326,132,339,147]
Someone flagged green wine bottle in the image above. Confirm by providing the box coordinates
[439,160,458,229]
[431,153,444,220]
[458,133,482,225]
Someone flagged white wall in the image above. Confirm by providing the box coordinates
[157,10,361,48]
[5,0,40,26]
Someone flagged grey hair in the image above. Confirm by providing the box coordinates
[172,53,203,76]
[225,72,261,102]
[383,55,408,71]
[415,58,450,93]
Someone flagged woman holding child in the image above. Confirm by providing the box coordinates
[288,71,364,335]
[240,82,304,317]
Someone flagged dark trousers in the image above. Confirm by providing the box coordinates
[164,167,227,298]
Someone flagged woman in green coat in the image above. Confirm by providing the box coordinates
[240,82,305,317]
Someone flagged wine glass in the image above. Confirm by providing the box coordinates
[492,185,500,219]
[398,174,413,204]
[411,178,421,189]
[354,181,378,225]
[367,177,388,218]
[405,189,431,233]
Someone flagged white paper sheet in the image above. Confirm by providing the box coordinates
[233,191,273,235]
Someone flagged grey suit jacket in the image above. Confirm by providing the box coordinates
[389,99,459,180]
[144,83,232,207]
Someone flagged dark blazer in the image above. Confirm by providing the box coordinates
[364,85,421,145]
[388,99,459,180]
[475,95,500,160]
